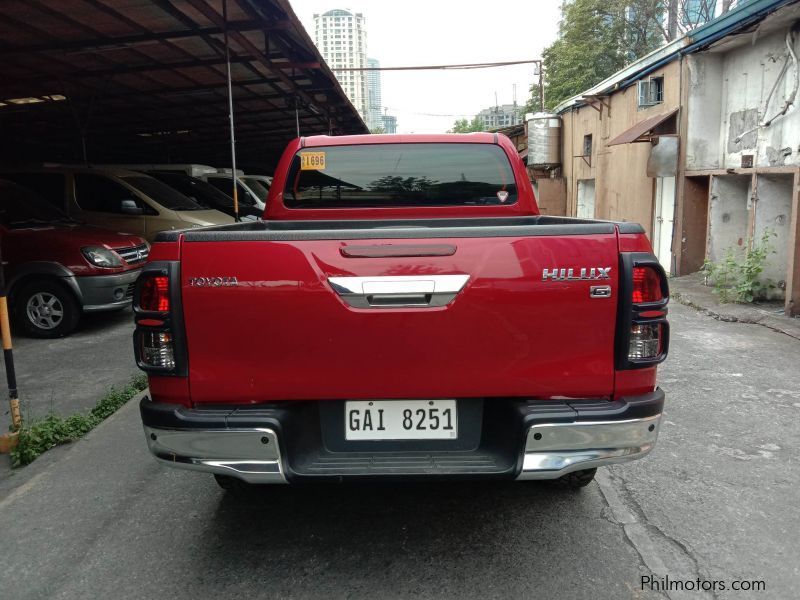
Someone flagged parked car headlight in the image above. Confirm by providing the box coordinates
[81,246,122,268]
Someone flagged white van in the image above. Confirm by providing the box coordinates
[202,172,266,212]
[101,163,219,178]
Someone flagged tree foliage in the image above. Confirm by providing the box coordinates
[540,0,632,111]
[531,0,740,112]
[448,116,485,133]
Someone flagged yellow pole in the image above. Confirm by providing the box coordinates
[0,297,21,429]
[0,242,22,434]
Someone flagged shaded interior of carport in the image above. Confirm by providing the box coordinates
[0,0,368,172]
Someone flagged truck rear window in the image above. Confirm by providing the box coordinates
[284,143,518,209]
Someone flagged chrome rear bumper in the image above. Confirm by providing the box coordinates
[143,414,661,484]
[144,426,287,483]
[516,415,661,479]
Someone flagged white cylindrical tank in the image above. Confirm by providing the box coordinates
[526,112,561,169]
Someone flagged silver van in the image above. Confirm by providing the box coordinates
[2,167,234,242]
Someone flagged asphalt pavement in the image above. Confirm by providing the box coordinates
[0,307,137,432]
[0,302,797,599]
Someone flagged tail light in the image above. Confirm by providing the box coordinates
[139,275,170,312]
[628,323,664,360]
[617,256,669,368]
[138,331,176,370]
[133,265,186,375]
[632,267,663,303]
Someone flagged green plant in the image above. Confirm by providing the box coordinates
[702,229,777,303]
[10,374,148,468]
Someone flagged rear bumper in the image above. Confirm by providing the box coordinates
[140,389,664,483]
[76,270,140,311]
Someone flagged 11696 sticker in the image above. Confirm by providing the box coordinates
[300,151,326,170]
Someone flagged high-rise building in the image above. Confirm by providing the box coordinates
[366,57,383,130]
[477,104,521,130]
[313,9,368,122]
[381,114,397,134]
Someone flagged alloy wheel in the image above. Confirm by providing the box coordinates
[26,292,64,330]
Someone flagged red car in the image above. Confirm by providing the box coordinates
[135,133,669,491]
[1,179,148,337]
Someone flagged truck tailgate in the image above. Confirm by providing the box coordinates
[180,231,620,403]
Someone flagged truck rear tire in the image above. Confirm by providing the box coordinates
[13,280,80,338]
[554,468,597,489]
[214,474,252,495]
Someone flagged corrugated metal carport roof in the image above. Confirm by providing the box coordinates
[0,0,368,171]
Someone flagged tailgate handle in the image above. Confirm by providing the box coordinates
[328,275,469,309]
[366,293,431,307]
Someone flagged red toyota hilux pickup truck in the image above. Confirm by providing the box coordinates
[135,133,669,491]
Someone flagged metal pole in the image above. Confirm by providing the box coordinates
[538,60,544,112]
[0,244,22,433]
[295,99,300,137]
[223,0,240,222]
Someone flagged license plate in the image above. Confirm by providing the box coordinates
[345,400,458,441]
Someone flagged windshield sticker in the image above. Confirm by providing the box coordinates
[497,190,509,203]
[300,152,326,171]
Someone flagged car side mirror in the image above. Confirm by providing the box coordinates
[120,199,144,215]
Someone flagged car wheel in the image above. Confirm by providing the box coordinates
[214,474,253,496]
[13,280,80,338]
[553,468,597,490]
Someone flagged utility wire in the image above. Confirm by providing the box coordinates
[331,59,541,72]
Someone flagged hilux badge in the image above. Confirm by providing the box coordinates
[542,267,611,281]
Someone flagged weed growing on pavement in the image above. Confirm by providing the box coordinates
[10,375,148,468]
[702,229,776,303]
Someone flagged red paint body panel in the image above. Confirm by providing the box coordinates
[1,223,145,278]
[147,241,181,262]
[148,376,191,407]
[618,233,653,253]
[614,368,658,399]
[181,234,620,403]
[141,135,667,406]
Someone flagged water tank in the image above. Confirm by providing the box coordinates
[526,112,561,169]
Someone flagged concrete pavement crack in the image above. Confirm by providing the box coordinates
[595,468,718,600]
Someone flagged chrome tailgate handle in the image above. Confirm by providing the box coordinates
[328,275,469,308]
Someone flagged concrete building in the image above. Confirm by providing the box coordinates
[477,104,522,130]
[554,0,800,316]
[313,8,368,122]
[366,57,383,130]
[381,114,397,134]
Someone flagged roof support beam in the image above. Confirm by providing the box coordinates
[0,21,272,56]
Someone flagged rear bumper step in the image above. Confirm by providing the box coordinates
[140,390,664,483]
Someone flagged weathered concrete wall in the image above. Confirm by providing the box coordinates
[561,60,682,238]
[754,174,794,295]
[723,28,800,169]
[685,53,724,170]
[707,174,751,263]
[688,27,800,170]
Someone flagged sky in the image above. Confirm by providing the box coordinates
[290,0,563,133]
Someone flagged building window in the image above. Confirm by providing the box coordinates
[638,76,664,108]
[583,134,593,157]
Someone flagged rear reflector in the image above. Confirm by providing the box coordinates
[632,267,663,304]
[140,276,170,312]
[628,323,662,360]
[140,331,175,369]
